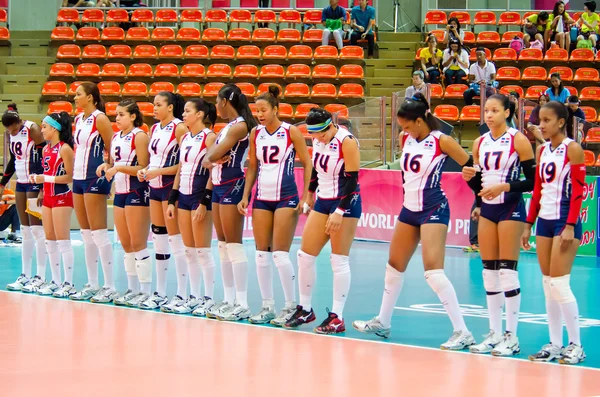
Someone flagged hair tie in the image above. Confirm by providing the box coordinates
[229,92,234,101]
[43,116,62,131]
[307,118,332,133]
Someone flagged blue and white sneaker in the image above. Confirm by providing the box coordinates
[491,332,520,356]
[161,295,186,313]
[559,343,586,365]
[7,274,30,291]
[53,282,76,298]
[70,284,101,301]
[529,343,563,362]
[37,280,59,296]
[139,291,168,310]
[470,330,503,354]
[22,275,44,293]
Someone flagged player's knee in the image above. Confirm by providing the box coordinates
[424,269,450,294]
[331,254,350,275]
[273,251,290,268]
[152,225,170,255]
[297,249,316,269]
[21,225,33,241]
[31,225,45,241]
[482,269,501,293]
[91,229,111,248]
[550,275,576,304]
[135,256,152,283]
[226,243,247,265]
[45,239,58,254]
[124,253,137,276]
[184,246,198,264]
[542,275,553,300]
[499,260,520,296]
[168,234,185,257]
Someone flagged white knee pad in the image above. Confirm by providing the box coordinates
[424,269,451,294]
[542,275,553,300]
[45,240,58,254]
[168,234,186,257]
[135,248,150,261]
[152,232,170,255]
[256,251,271,268]
[197,247,215,266]
[80,229,94,245]
[226,243,247,265]
[135,256,153,283]
[185,246,199,264]
[57,240,72,253]
[297,249,316,269]
[21,226,33,241]
[31,225,45,241]
[218,241,229,262]
[91,229,111,248]
[273,251,291,268]
[499,268,521,293]
[331,254,350,275]
[482,269,502,293]
[124,252,136,276]
[550,275,576,305]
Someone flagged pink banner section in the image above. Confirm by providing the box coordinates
[241,169,474,247]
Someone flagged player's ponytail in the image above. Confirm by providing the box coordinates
[47,112,74,149]
[80,82,105,113]
[255,84,280,109]
[218,83,258,132]
[397,93,439,131]
[188,98,217,128]
[119,98,144,128]
[158,92,186,121]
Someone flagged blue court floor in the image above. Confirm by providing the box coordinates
[1,232,599,369]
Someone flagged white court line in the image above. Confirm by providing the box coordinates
[2,290,599,373]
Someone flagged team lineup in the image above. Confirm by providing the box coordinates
[0,83,587,364]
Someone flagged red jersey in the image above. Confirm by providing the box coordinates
[43,142,70,197]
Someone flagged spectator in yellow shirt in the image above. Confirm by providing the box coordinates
[577,1,599,48]
[545,1,575,50]
[419,35,443,84]
[524,11,549,48]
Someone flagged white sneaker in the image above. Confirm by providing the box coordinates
[559,343,586,365]
[139,292,168,310]
[168,296,201,314]
[185,295,202,311]
[352,317,391,338]
[469,330,503,354]
[37,280,59,296]
[161,295,185,313]
[192,297,215,317]
[529,343,563,362]
[206,301,234,319]
[22,275,45,293]
[70,284,101,301]
[218,304,252,321]
[270,304,298,327]
[114,289,139,306]
[127,292,149,307]
[7,274,30,291]
[90,287,119,303]
[441,330,476,350]
[249,303,276,324]
[53,282,76,298]
[491,332,521,356]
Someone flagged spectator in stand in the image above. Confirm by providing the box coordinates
[523,11,549,48]
[350,0,376,59]
[63,0,95,6]
[507,91,520,129]
[567,95,586,121]
[96,0,115,6]
[420,35,443,84]
[405,71,428,100]
[442,17,465,46]
[463,47,497,105]
[566,95,587,140]
[546,72,571,103]
[0,188,21,244]
[576,1,599,48]
[442,39,469,85]
[322,0,346,50]
[526,94,549,145]
[545,1,575,50]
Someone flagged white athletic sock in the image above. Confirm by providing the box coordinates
[46,240,61,284]
[91,229,114,288]
[273,250,296,305]
[124,253,139,292]
[377,263,404,328]
[553,275,581,346]
[197,248,215,299]
[170,234,188,298]
[31,226,47,279]
[81,229,99,288]
[218,241,235,303]
[256,251,273,301]
[297,249,317,312]
[543,275,563,347]
[20,226,34,277]
[487,293,505,335]
[501,268,521,335]
[186,246,202,298]
[331,254,351,319]
[153,232,170,296]
[425,269,468,333]
[57,240,74,284]
[227,243,248,308]
[135,249,151,294]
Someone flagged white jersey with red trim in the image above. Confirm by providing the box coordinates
[148,119,182,189]
[255,122,297,201]
[400,131,447,212]
[312,126,359,200]
[9,120,42,183]
[74,109,106,180]
[111,128,147,194]
[178,128,212,195]
[211,117,249,186]
[538,137,574,220]
[477,127,522,204]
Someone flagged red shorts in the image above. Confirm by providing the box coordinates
[43,192,74,208]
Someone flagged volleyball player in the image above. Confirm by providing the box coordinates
[524,101,586,365]
[2,104,47,292]
[96,99,151,306]
[68,83,116,302]
[135,92,187,310]
[282,108,360,334]
[29,112,75,297]
[462,94,535,356]
[353,94,475,349]
[164,99,217,315]
[200,84,257,321]
[237,86,312,325]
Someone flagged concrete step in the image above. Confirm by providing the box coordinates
[366,59,413,69]
[0,94,41,104]
[0,47,9,57]
[373,68,412,78]
[378,32,421,42]
[2,85,43,95]
[9,31,52,40]
[368,87,405,97]
[11,47,50,57]
[377,41,418,52]
[0,75,47,86]
[2,104,40,113]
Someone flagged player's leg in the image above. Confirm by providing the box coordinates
[248,207,276,324]
[37,205,60,295]
[111,203,137,305]
[191,206,216,317]
[161,198,189,312]
[125,193,152,308]
[52,205,76,298]
[70,190,99,300]
[6,190,34,290]
[27,190,47,285]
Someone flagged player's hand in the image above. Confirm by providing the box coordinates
[303,193,315,215]
[137,168,147,182]
[37,193,44,208]
[104,166,118,182]
[144,168,160,181]
[237,197,249,215]
[479,183,509,201]
[560,225,575,251]
[361,33,367,40]
[296,198,306,215]
[166,204,176,220]
[194,204,207,222]
[96,163,109,178]
[462,166,477,182]
[471,207,480,222]
[29,174,45,184]
[521,224,532,250]
[215,155,231,165]
[325,211,343,235]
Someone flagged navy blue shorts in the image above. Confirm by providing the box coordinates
[149,185,172,202]
[313,194,362,218]
[398,199,450,227]
[178,190,212,211]
[73,177,112,195]
[212,179,245,206]
[253,194,299,212]
[16,182,42,193]
[480,200,526,224]
[536,217,583,240]
[114,187,150,208]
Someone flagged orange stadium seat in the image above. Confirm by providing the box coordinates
[50,63,75,77]
[493,48,517,61]
[429,84,443,98]
[234,64,259,78]
[126,27,150,41]
[106,8,129,23]
[574,67,600,82]
[286,64,311,78]
[203,82,225,97]
[312,64,337,79]
[496,66,521,81]
[324,104,349,118]
[469,47,491,61]
[205,10,228,23]
[499,85,524,97]
[236,82,256,97]
[338,64,364,79]
[176,82,202,96]
[255,10,277,24]
[498,11,521,26]
[518,48,543,61]
[154,63,179,77]
[138,102,154,116]
[312,83,337,98]
[48,101,73,114]
[159,45,183,58]
[257,83,283,96]
[424,10,447,26]
[474,11,497,25]
[501,31,523,44]
[277,103,294,118]
[548,66,573,81]
[278,29,301,43]
[521,66,547,81]
[180,9,203,23]
[51,27,75,41]
[303,29,323,43]
[105,102,118,116]
[444,84,468,98]
[476,31,500,44]
[565,86,578,96]
[202,28,226,42]
[544,48,568,62]
[149,82,174,95]
[585,128,600,143]
[428,30,445,43]
[184,45,209,59]
[449,11,471,25]
[133,45,158,58]
[82,44,107,59]
[525,85,547,100]
[263,45,288,59]
[288,45,312,59]
[98,81,121,96]
[230,9,253,23]
[261,64,285,78]
[152,27,176,42]
[580,86,600,101]
[131,9,154,23]
[207,64,232,78]
[180,64,205,78]
[127,63,153,77]
[314,45,338,59]
[213,123,227,133]
[82,9,104,23]
[111,122,120,132]
[338,83,364,98]
[570,48,594,62]
[236,45,261,59]
[108,44,132,59]
[0,9,6,23]
[57,44,81,59]
[122,81,148,96]
[76,63,101,77]
[57,8,79,23]
[101,63,127,77]
[176,28,201,41]
[210,45,235,59]
[340,46,364,59]
[101,27,125,41]
[42,82,68,96]
[228,28,252,41]
[279,10,302,24]
[68,82,82,96]
[303,10,323,24]
[284,83,310,98]
[295,103,319,118]
[155,9,178,23]
[581,106,597,121]
[253,28,276,42]
[583,150,596,166]
[433,105,459,121]
[460,105,481,122]
[463,31,476,45]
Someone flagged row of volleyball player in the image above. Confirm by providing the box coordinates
[1,83,586,364]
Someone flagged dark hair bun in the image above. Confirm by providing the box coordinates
[7,103,17,112]
[268,85,280,98]
[411,93,430,110]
